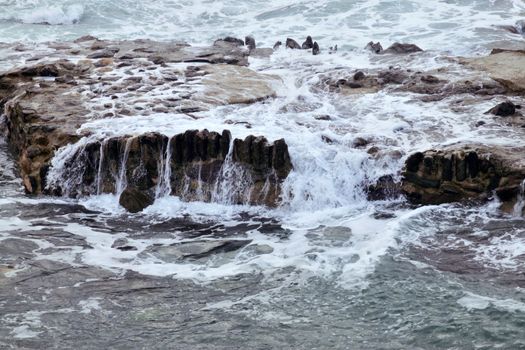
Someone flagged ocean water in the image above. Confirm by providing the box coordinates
[1,1,525,349]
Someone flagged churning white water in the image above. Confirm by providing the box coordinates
[2,3,525,347]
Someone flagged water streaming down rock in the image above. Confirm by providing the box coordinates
[512,180,525,216]
[46,129,293,210]
[115,137,134,196]
[155,137,172,199]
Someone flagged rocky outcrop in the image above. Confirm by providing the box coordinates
[367,175,401,201]
[462,50,525,93]
[318,66,507,99]
[383,42,423,54]
[46,130,293,208]
[0,38,282,196]
[401,145,525,212]
[285,38,301,50]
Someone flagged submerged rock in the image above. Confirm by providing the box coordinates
[401,145,525,211]
[142,239,251,262]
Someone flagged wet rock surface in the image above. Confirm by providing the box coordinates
[401,145,525,210]
[486,101,521,116]
[318,66,508,99]
[119,187,155,213]
[462,50,525,92]
[0,38,282,198]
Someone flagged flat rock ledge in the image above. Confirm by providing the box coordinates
[0,38,283,202]
[46,130,292,209]
[401,145,525,212]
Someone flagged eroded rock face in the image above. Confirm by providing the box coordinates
[401,145,525,211]
[46,130,293,208]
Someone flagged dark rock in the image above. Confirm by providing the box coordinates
[314,114,331,121]
[273,41,282,50]
[420,75,440,84]
[486,101,517,116]
[352,137,369,148]
[365,41,383,54]
[321,135,334,144]
[367,175,401,201]
[285,38,301,50]
[223,37,245,46]
[312,42,320,55]
[383,43,423,54]
[346,82,363,88]
[378,69,408,84]
[49,130,292,208]
[119,187,155,213]
[353,71,366,81]
[245,36,256,51]
[302,36,314,49]
[401,145,525,210]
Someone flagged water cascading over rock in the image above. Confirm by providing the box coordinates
[46,129,293,211]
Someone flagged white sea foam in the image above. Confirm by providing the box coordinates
[4,0,525,289]
[458,292,525,313]
[19,4,84,25]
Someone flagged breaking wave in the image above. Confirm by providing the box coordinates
[9,4,84,25]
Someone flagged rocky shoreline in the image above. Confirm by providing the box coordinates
[1,35,525,212]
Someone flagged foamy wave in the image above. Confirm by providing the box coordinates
[19,4,84,25]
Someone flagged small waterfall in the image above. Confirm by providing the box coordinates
[512,180,525,217]
[211,139,253,205]
[155,137,172,199]
[95,140,107,195]
[45,137,93,197]
[195,162,205,201]
[115,138,133,196]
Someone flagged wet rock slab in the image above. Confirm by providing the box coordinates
[462,50,525,92]
[0,38,283,198]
